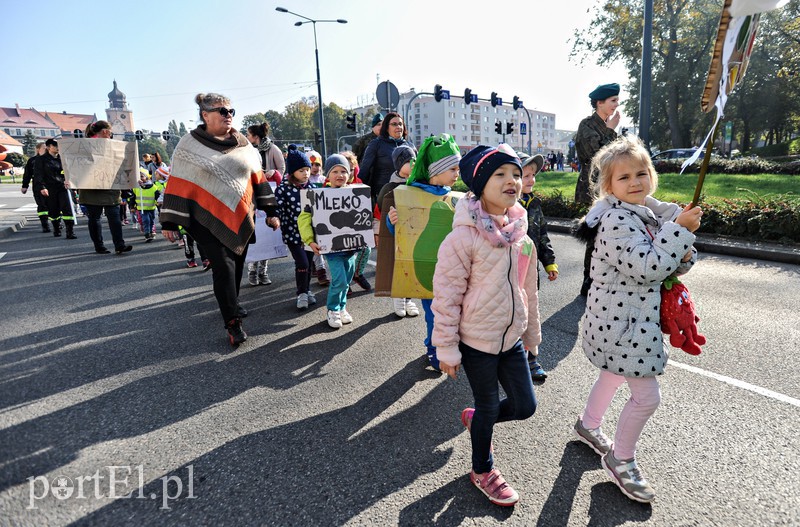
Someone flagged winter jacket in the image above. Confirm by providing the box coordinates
[360,136,411,198]
[581,195,697,377]
[519,193,557,272]
[275,178,311,246]
[33,152,64,193]
[432,196,541,366]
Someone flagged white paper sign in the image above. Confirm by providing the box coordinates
[300,185,374,254]
[59,138,139,190]
[246,209,289,262]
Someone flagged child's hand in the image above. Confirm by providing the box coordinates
[440,361,460,380]
[266,216,280,230]
[388,206,399,225]
[548,270,558,281]
[676,204,703,233]
[310,242,321,255]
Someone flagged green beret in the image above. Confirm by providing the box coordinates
[589,83,620,101]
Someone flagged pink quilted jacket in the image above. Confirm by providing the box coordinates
[431,197,542,366]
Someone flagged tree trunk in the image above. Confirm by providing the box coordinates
[741,121,751,151]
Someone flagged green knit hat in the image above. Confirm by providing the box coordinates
[407,133,461,185]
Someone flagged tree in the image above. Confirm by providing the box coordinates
[240,112,266,135]
[137,137,169,165]
[6,152,27,167]
[178,122,188,137]
[22,130,37,157]
[165,120,181,159]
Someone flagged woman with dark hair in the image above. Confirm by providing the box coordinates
[359,112,411,199]
[161,93,280,346]
[246,122,284,185]
[78,120,133,255]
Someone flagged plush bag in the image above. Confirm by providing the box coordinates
[660,275,706,355]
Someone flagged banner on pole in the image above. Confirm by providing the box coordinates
[59,138,140,189]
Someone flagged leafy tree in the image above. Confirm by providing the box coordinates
[22,130,38,157]
[165,120,181,158]
[6,152,27,167]
[178,122,188,136]
[240,112,266,135]
[137,137,169,165]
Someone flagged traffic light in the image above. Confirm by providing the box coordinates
[73,128,84,138]
[494,121,502,134]
[135,130,144,141]
[346,113,357,131]
[491,92,499,107]
[314,131,322,145]
[506,122,514,135]
[434,84,444,102]
[512,96,522,110]
[464,88,472,105]
[162,130,171,141]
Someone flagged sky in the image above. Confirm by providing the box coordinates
[4,0,631,135]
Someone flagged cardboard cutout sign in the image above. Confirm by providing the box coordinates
[59,138,140,189]
[391,185,463,299]
[300,185,374,254]
[246,184,289,262]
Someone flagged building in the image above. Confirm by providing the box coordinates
[0,129,24,154]
[44,111,97,137]
[105,80,135,137]
[0,105,61,141]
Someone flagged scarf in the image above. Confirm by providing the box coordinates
[161,129,276,255]
[256,137,273,153]
[467,197,528,248]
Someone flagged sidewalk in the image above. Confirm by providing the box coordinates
[2,211,798,265]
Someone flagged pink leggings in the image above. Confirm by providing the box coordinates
[581,370,661,460]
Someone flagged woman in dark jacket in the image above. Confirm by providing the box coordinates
[359,112,411,200]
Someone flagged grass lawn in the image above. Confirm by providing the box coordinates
[520,170,800,205]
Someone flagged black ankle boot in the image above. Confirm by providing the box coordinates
[40,218,51,233]
[225,318,247,346]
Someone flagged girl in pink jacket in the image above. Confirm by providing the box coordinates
[432,144,541,507]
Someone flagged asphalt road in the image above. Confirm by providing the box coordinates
[0,190,798,526]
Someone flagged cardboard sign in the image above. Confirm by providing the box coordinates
[59,138,140,190]
[391,185,463,299]
[300,185,374,254]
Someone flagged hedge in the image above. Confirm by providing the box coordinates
[653,156,800,175]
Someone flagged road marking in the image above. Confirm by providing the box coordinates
[13,204,37,212]
[671,361,800,408]
[0,253,6,260]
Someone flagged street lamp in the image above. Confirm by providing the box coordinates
[276,7,347,158]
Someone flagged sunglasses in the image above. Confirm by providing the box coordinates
[206,107,236,118]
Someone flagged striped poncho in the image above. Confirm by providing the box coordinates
[160,127,277,255]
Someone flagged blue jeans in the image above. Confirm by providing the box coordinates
[325,251,356,311]
[422,299,438,368]
[141,209,155,235]
[85,204,125,251]
[460,339,537,473]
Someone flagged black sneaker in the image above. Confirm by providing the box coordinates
[226,318,247,346]
[115,245,133,255]
[353,274,372,291]
[95,246,111,254]
[66,233,78,240]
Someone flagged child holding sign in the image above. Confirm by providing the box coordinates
[299,154,367,328]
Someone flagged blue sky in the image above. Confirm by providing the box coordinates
[5,0,630,134]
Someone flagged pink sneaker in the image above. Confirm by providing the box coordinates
[470,468,519,506]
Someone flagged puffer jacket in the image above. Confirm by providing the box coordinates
[582,195,697,377]
[432,196,541,366]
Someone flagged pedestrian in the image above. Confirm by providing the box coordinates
[432,143,540,507]
[375,144,419,315]
[79,120,133,255]
[360,112,412,201]
[352,113,383,164]
[575,82,622,296]
[21,142,51,232]
[572,135,702,503]
[161,92,280,347]
[299,154,361,328]
[340,150,372,293]
[386,134,461,371]
[557,151,564,171]
[33,139,77,239]
[275,144,317,311]
[133,170,160,242]
[245,121,286,286]
[518,153,556,381]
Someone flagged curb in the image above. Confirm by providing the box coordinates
[0,216,27,240]
[546,218,800,266]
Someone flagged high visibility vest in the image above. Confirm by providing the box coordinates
[135,185,159,210]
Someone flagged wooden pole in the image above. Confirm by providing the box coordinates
[690,120,721,208]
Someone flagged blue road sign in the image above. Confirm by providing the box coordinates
[470,94,478,103]
[520,122,527,135]
[442,90,450,100]
[497,98,503,106]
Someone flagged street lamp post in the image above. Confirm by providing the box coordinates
[276,7,347,158]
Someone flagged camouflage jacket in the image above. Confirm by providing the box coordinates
[574,112,617,204]
[519,193,556,269]
[352,132,377,164]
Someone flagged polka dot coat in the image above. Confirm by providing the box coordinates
[581,195,697,377]
[275,179,311,246]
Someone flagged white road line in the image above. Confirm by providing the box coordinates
[13,205,37,212]
[0,253,6,260]
[672,360,800,408]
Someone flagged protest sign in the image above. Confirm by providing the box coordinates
[300,185,374,254]
[59,138,139,189]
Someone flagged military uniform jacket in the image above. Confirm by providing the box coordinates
[574,113,617,203]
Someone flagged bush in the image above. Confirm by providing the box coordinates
[534,190,800,244]
[750,137,800,157]
[652,156,788,175]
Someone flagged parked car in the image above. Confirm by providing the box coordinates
[651,148,699,160]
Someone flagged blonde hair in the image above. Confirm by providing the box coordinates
[590,135,659,201]
[195,92,231,124]
[340,150,358,183]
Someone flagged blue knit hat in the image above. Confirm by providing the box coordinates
[459,144,521,198]
[286,144,311,176]
[324,154,350,178]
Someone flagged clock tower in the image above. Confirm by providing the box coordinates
[105,80,134,137]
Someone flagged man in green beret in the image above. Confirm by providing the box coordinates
[574,82,621,295]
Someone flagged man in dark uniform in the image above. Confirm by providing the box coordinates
[575,83,621,295]
[352,113,383,164]
[33,139,77,239]
[20,142,50,232]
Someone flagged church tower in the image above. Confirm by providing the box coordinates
[105,80,135,137]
